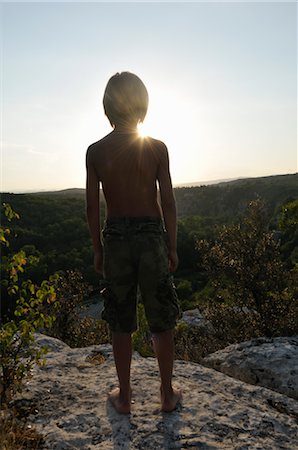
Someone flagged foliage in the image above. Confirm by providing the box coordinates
[196,197,298,337]
[278,198,298,267]
[173,321,218,362]
[174,304,263,363]
[175,279,192,300]
[175,279,194,310]
[278,198,298,230]
[0,412,43,449]
[131,304,261,363]
[0,203,58,407]
[40,269,88,344]
[175,173,298,218]
[1,193,105,287]
[69,316,111,348]
[2,173,297,289]
[41,269,111,348]
[132,302,154,357]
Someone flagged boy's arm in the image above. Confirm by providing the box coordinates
[157,143,178,272]
[85,147,102,273]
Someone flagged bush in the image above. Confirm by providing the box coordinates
[0,203,57,407]
[174,321,218,361]
[71,316,111,348]
[41,269,111,348]
[196,197,298,337]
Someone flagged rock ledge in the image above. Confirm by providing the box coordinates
[14,333,298,449]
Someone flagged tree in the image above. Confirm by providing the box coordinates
[197,197,297,336]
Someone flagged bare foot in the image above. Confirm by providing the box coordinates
[160,386,183,412]
[108,387,132,414]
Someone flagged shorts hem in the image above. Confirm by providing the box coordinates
[149,323,177,333]
[108,324,138,334]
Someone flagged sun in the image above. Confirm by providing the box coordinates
[137,123,148,138]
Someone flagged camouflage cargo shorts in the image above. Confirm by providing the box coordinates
[100,216,182,333]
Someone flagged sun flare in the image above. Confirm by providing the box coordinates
[137,123,148,138]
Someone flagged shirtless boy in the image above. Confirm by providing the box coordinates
[85,72,182,414]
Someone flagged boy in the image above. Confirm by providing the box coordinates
[85,72,182,414]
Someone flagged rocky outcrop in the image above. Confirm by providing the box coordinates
[202,336,298,401]
[12,333,298,449]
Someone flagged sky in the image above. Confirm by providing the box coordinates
[1,1,297,193]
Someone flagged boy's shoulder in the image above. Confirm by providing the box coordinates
[146,136,167,150]
[86,132,113,154]
[87,133,167,155]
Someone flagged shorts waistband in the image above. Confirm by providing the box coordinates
[105,216,163,226]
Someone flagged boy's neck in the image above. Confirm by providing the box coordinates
[113,123,138,134]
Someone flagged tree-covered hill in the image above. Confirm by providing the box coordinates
[1,173,297,286]
[6,172,297,223]
[174,173,298,221]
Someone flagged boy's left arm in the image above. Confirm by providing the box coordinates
[85,147,103,273]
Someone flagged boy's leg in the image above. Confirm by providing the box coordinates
[101,221,138,414]
[151,329,182,412]
[108,331,132,414]
[137,224,183,411]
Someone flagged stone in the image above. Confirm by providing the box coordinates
[202,336,298,400]
[11,333,298,449]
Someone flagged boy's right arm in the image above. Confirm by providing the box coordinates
[157,143,178,272]
[85,146,103,274]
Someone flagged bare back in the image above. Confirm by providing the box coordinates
[87,131,164,218]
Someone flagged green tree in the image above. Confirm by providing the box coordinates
[197,197,297,336]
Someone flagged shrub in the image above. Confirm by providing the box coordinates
[0,203,57,407]
[71,316,111,348]
[196,197,297,337]
[41,269,111,348]
[173,321,217,362]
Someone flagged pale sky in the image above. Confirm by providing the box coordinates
[1,1,297,192]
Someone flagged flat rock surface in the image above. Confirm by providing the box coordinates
[202,336,298,401]
[14,333,298,449]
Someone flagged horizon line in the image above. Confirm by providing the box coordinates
[1,172,297,195]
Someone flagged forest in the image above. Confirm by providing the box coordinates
[1,172,297,321]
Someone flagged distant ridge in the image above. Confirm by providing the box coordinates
[2,172,297,195]
[174,172,297,188]
[174,176,245,187]
[30,188,86,196]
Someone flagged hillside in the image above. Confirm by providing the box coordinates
[174,172,298,220]
[3,173,297,222]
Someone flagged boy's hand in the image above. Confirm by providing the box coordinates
[168,250,178,272]
[94,250,103,274]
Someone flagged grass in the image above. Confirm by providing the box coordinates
[0,402,45,450]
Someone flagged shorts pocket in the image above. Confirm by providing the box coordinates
[148,275,183,332]
[100,284,119,330]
